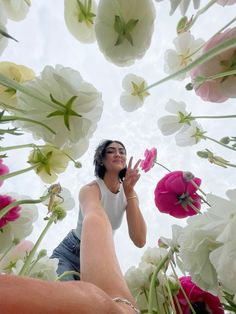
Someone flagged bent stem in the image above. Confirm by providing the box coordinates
[144,37,236,91]
[18,216,55,276]
[0,192,50,220]
[148,251,172,314]
[0,164,39,181]
[205,135,236,152]
[155,161,171,173]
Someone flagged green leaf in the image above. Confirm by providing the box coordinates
[0,28,18,42]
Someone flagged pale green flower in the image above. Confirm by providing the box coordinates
[120,74,149,112]
[95,0,156,66]
[28,145,70,184]
[0,61,35,108]
[175,121,205,146]
[64,0,97,43]
[15,65,103,156]
[1,0,31,21]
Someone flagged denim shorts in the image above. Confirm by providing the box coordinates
[51,230,81,281]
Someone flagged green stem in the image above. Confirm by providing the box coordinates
[187,202,201,214]
[0,164,39,181]
[205,135,236,152]
[195,69,236,87]
[0,73,60,111]
[0,241,16,262]
[18,217,54,276]
[170,262,196,314]
[1,116,56,135]
[144,36,236,91]
[56,270,80,281]
[164,274,177,314]
[190,179,206,196]
[148,251,172,314]
[173,295,183,314]
[154,161,171,173]
[0,193,50,220]
[193,114,236,119]
[0,143,36,152]
[186,0,218,31]
[0,102,26,114]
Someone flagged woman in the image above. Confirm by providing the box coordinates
[51,139,147,280]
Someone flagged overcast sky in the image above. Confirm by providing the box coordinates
[2,1,236,272]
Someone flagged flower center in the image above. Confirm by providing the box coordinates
[191,301,211,314]
[113,15,139,46]
[131,81,150,102]
[76,0,96,27]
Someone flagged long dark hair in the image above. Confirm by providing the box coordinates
[93,139,127,181]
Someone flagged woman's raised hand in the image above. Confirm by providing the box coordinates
[123,157,141,195]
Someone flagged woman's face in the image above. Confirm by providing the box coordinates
[102,142,126,173]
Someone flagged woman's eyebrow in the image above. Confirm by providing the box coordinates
[106,146,125,150]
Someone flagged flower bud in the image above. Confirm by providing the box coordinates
[158,238,169,249]
[197,151,209,158]
[176,16,188,34]
[185,83,193,90]
[52,205,67,221]
[183,171,194,181]
[38,249,47,258]
[220,136,230,144]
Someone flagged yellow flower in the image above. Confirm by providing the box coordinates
[0,61,35,108]
[28,145,70,184]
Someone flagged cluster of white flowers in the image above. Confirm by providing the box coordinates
[155,0,201,15]
[174,189,236,301]
[0,0,31,56]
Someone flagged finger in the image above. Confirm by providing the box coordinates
[127,156,133,169]
[133,159,141,169]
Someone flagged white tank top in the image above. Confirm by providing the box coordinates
[74,178,127,239]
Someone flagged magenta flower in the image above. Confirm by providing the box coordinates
[191,27,236,103]
[140,148,157,173]
[154,171,201,218]
[0,195,21,228]
[175,276,224,314]
[0,159,9,187]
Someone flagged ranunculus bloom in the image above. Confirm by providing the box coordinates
[191,27,236,103]
[0,61,35,108]
[95,0,156,66]
[175,276,224,314]
[154,171,201,218]
[0,195,21,228]
[140,148,157,172]
[0,159,9,186]
[64,0,97,43]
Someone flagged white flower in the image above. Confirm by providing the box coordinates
[120,74,149,112]
[0,194,38,253]
[0,4,8,56]
[0,240,34,273]
[64,0,97,43]
[141,247,168,266]
[15,65,103,155]
[1,0,31,21]
[95,0,156,66]
[28,145,70,184]
[157,99,190,135]
[0,61,35,108]
[156,0,201,15]
[159,224,184,250]
[209,241,236,300]
[43,186,75,211]
[125,266,147,295]
[175,121,205,146]
[164,32,204,80]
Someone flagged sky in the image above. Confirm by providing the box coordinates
[1,0,236,273]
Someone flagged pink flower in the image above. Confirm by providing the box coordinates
[217,0,236,5]
[154,171,201,218]
[0,159,9,187]
[175,276,224,314]
[0,195,21,228]
[140,148,157,172]
[191,27,236,103]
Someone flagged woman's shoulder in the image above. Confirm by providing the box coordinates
[79,180,100,196]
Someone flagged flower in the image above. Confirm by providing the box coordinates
[15,65,103,155]
[120,74,150,111]
[164,32,204,80]
[43,185,75,211]
[95,0,156,66]
[154,171,202,218]
[175,276,224,314]
[1,0,31,21]
[140,148,157,172]
[157,99,192,136]
[0,240,34,274]
[141,246,169,266]
[191,27,236,103]
[0,193,38,254]
[27,145,70,184]
[175,121,206,147]
[0,4,8,56]
[155,0,201,16]
[0,159,9,186]
[64,0,97,43]
[0,61,35,108]
[217,0,236,5]
[0,194,21,228]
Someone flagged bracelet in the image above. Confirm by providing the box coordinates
[127,195,137,200]
[112,297,140,314]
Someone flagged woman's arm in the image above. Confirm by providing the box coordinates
[123,157,147,248]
